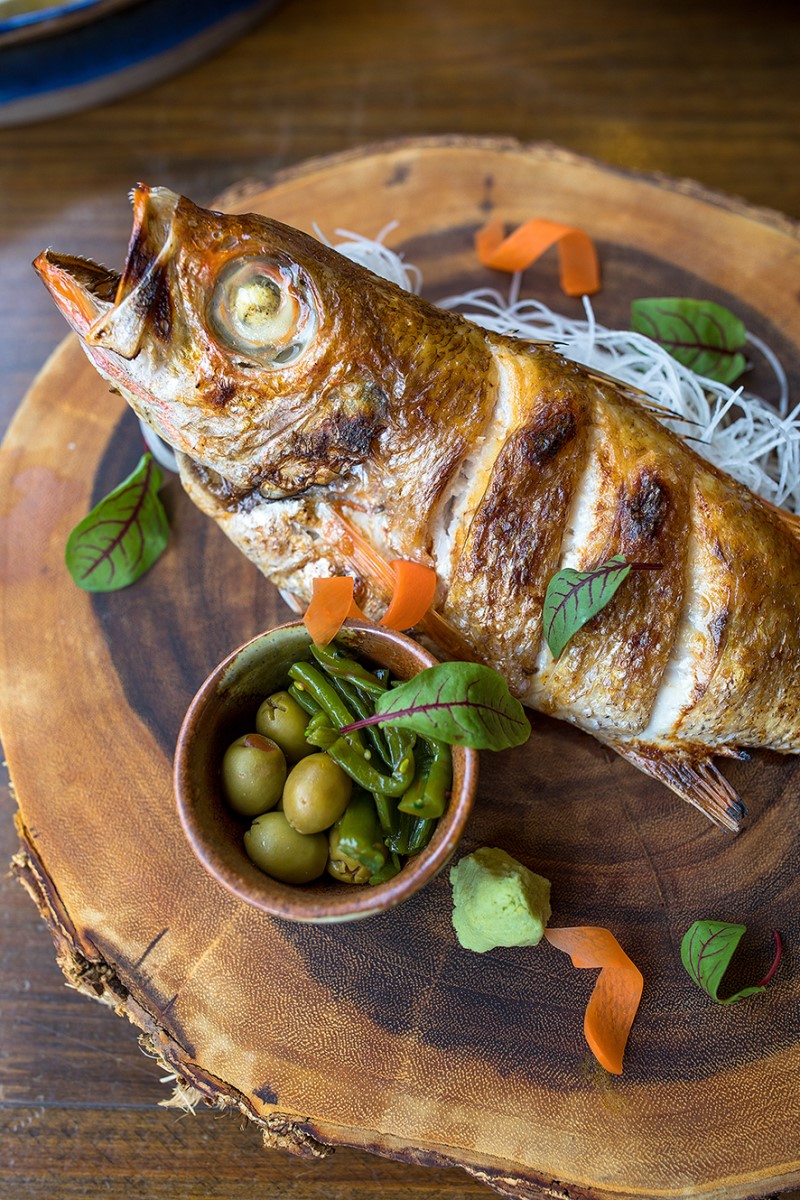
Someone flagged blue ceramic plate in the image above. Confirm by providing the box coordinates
[0,0,282,126]
[0,1,137,46]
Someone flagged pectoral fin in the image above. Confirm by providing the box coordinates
[603,738,746,833]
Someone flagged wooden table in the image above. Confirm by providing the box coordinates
[1,2,799,1197]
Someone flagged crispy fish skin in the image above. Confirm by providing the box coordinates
[34,187,800,830]
[444,335,800,822]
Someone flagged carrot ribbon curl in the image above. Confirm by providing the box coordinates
[544,926,643,1074]
[476,217,601,297]
[302,558,437,646]
[380,559,438,631]
[303,576,365,647]
[326,509,475,662]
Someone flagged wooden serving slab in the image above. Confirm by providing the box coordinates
[3,138,800,1200]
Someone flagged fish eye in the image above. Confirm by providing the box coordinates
[208,257,317,367]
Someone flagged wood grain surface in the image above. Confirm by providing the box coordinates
[2,3,800,1199]
[4,140,800,1199]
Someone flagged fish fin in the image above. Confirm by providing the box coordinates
[580,366,698,426]
[761,497,800,544]
[604,739,745,833]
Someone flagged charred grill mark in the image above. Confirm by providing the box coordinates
[336,412,382,456]
[123,224,153,288]
[116,261,172,336]
[519,404,577,465]
[149,268,173,341]
[621,471,670,542]
[89,262,171,357]
[292,411,384,463]
[271,383,390,487]
[208,379,237,408]
[709,609,729,651]
[711,537,731,567]
[467,492,518,571]
[463,407,579,586]
[254,403,389,497]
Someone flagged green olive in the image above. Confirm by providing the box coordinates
[255,690,314,761]
[327,826,371,885]
[244,811,328,884]
[222,733,287,816]
[282,753,352,834]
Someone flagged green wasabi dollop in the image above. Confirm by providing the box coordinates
[449,847,552,953]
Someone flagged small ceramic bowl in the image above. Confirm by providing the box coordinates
[174,620,478,923]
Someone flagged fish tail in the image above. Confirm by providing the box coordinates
[602,739,745,833]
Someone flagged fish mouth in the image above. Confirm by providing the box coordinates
[33,250,121,335]
[34,185,180,358]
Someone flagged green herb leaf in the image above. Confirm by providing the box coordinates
[340,661,531,750]
[543,555,660,660]
[65,453,169,592]
[630,297,747,385]
[680,920,783,1004]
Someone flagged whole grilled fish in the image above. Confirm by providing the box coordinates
[35,186,800,831]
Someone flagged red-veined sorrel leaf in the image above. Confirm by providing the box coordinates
[543,555,660,660]
[680,920,783,1004]
[65,453,169,592]
[340,661,531,750]
[631,297,747,385]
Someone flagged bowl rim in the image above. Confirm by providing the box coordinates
[174,619,479,922]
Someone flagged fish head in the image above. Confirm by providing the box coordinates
[34,185,418,495]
